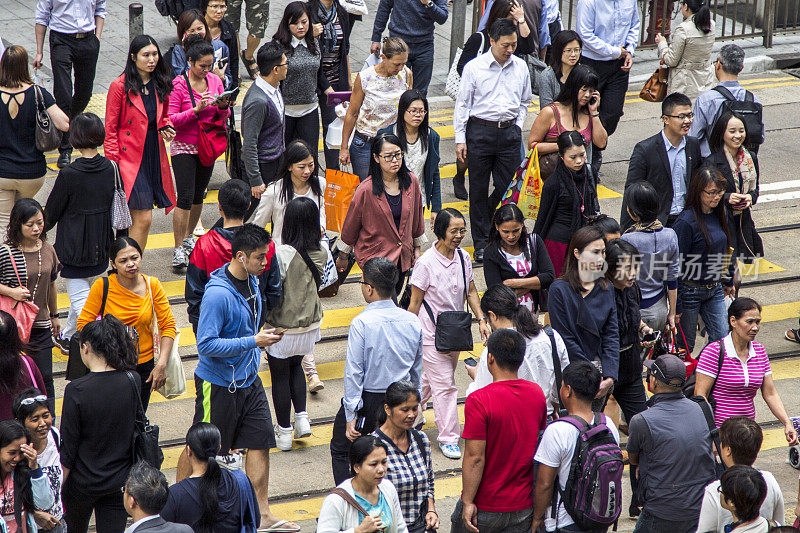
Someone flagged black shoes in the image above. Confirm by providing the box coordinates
[474,248,484,263]
[453,173,468,200]
[57,150,71,169]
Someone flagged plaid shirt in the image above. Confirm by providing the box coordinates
[373,428,434,524]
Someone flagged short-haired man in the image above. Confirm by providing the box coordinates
[452,329,547,533]
[185,179,280,335]
[241,41,288,220]
[697,416,784,532]
[454,18,532,263]
[628,354,717,533]
[690,44,765,157]
[123,462,193,533]
[330,258,423,484]
[180,224,297,532]
[620,92,702,230]
[532,360,621,533]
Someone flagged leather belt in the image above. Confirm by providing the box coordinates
[469,117,515,129]
[353,130,373,142]
[52,30,92,39]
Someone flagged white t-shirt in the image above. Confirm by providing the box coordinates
[697,471,783,532]
[501,250,534,311]
[37,427,64,520]
[533,415,621,532]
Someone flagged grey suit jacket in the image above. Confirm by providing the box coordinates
[131,516,194,533]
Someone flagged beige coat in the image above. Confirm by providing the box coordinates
[658,16,716,99]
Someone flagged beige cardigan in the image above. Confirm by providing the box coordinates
[658,16,716,99]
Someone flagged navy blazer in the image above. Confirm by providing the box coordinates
[378,123,442,212]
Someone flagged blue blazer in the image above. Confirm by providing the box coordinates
[378,123,442,212]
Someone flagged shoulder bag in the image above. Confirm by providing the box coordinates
[330,487,370,516]
[146,276,186,399]
[110,160,132,230]
[33,80,62,152]
[183,73,228,167]
[444,32,484,101]
[0,245,39,343]
[226,113,245,181]
[421,249,473,352]
[125,370,164,469]
[639,67,669,103]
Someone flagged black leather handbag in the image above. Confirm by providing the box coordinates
[125,371,164,469]
[422,249,473,352]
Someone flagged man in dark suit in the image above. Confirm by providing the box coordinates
[621,92,702,230]
[123,462,194,533]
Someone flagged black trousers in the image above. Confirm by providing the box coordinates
[612,377,647,508]
[581,57,629,176]
[267,354,307,428]
[466,121,523,251]
[136,358,155,411]
[330,391,385,485]
[28,327,55,416]
[172,153,214,210]
[63,484,127,533]
[285,110,320,156]
[49,31,101,153]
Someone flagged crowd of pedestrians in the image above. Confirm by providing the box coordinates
[0,0,797,531]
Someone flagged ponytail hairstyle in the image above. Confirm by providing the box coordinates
[79,315,138,371]
[480,284,541,338]
[604,238,641,284]
[0,420,34,527]
[185,422,223,533]
[377,380,421,425]
[684,0,712,33]
[184,33,215,63]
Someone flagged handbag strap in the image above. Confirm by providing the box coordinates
[457,248,468,305]
[2,245,24,287]
[124,369,147,424]
[330,487,370,517]
[111,160,123,192]
[296,247,322,289]
[544,325,562,407]
[99,277,109,318]
[20,355,38,389]
[708,339,726,397]
[183,73,197,109]
[145,276,161,357]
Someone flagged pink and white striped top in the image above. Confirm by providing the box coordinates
[696,333,771,427]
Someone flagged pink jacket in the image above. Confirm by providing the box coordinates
[169,73,230,145]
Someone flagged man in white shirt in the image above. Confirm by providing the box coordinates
[697,416,784,532]
[123,462,193,533]
[532,360,621,533]
[454,18,531,263]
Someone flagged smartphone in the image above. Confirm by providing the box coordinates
[589,96,598,105]
[157,124,175,133]
[272,327,287,335]
[215,87,239,101]
[642,330,662,343]
[217,57,229,69]
[355,416,366,432]
[464,357,478,367]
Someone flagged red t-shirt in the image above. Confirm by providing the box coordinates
[462,379,547,512]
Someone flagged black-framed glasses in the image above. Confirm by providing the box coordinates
[359,281,372,288]
[664,112,694,120]
[405,108,427,116]
[702,188,725,197]
[378,152,403,162]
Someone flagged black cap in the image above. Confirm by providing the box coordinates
[643,354,687,388]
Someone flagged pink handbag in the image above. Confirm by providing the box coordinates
[0,245,39,343]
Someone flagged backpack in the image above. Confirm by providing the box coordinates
[154,0,187,21]
[712,86,763,153]
[552,413,624,531]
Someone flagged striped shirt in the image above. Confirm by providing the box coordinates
[696,334,771,427]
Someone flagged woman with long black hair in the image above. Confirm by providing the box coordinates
[538,29,583,108]
[104,34,176,250]
[484,203,555,313]
[162,422,260,532]
[0,312,45,421]
[533,131,600,276]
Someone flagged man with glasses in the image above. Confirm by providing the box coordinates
[329,257,423,484]
[628,354,716,533]
[620,92,702,230]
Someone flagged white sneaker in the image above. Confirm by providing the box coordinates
[413,410,426,430]
[182,235,197,257]
[193,219,206,237]
[275,425,293,451]
[440,443,462,460]
[294,412,311,438]
[215,452,244,471]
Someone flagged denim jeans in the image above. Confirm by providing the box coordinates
[451,499,533,533]
[633,508,698,533]
[406,39,435,96]
[349,133,372,182]
[678,282,728,353]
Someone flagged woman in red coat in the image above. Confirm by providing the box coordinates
[104,34,176,249]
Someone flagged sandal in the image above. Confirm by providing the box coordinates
[785,329,800,344]
[241,50,259,80]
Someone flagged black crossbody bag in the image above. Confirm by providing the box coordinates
[421,249,473,352]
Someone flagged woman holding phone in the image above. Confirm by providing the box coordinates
[170,9,232,88]
[169,35,231,271]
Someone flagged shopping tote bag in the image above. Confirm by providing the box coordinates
[324,168,360,233]
[501,146,543,220]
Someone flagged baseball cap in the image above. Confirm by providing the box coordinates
[643,354,687,388]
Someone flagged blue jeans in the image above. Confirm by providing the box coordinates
[677,282,728,352]
[349,133,373,182]
[406,39,435,96]
[633,509,698,533]
[451,499,532,533]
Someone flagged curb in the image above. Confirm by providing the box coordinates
[629,54,778,85]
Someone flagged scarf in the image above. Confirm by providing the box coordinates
[552,160,597,235]
[724,147,758,195]
[624,219,663,235]
[315,1,339,55]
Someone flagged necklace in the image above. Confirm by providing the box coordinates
[570,169,588,215]
[18,242,42,300]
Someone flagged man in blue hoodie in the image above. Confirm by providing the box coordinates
[180,224,296,532]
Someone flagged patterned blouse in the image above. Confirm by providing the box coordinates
[356,65,410,137]
[372,428,434,525]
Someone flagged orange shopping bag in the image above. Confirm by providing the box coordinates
[324,168,360,233]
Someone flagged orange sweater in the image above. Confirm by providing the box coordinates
[77,274,177,364]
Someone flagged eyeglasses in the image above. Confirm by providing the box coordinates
[378,152,403,162]
[702,188,725,197]
[406,108,427,116]
[19,395,47,406]
[563,47,582,55]
[664,112,694,120]
[359,281,372,288]
[208,3,228,10]
[448,228,468,236]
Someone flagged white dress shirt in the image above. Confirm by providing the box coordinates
[35,0,106,33]
[124,515,159,533]
[576,0,640,61]
[255,75,285,119]
[453,50,532,144]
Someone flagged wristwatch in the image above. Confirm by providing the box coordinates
[517,17,525,23]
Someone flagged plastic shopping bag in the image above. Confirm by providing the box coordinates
[324,168,360,233]
[501,146,543,220]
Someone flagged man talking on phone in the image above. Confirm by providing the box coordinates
[330,257,423,484]
[178,224,300,533]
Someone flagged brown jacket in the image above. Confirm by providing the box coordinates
[339,176,426,272]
